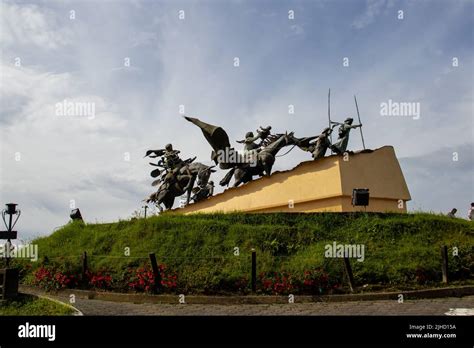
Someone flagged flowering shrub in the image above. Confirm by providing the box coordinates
[413,267,438,284]
[86,270,113,290]
[259,268,340,295]
[33,266,79,291]
[301,268,336,293]
[30,264,338,295]
[127,265,177,293]
[233,277,249,293]
[259,271,296,295]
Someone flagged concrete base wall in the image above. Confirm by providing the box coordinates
[175,146,411,214]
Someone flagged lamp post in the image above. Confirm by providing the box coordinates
[0,203,20,299]
[1,203,21,267]
[142,205,148,219]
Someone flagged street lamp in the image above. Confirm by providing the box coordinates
[0,203,20,298]
[1,203,21,266]
[1,203,21,239]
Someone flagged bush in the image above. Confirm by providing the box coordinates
[31,266,79,291]
[126,265,177,293]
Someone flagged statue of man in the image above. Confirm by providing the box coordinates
[191,180,214,202]
[237,131,262,152]
[330,117,362,154]
[294,127,333,159]
[237,126,272,152]
[159,144,193,192]
[163,143,183,170]
[306,127,333,159]
[145,144,184,173]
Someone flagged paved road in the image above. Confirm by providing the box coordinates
[29,291,474,316]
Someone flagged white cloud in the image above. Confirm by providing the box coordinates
[400,144,473,214]
[289,24,304,36]
[0,61,141,239]
[352,0,394,29]
[0,2,71,49]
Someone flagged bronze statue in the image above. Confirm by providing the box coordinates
[185,116,296,187]
[162,143,183,169]
[145,144,195,193]
[146,94,368,209]
[191,180,214,203]
[330,117,362,154]
[144,145,215,211]
[236,126,272,152]
[294,127,334,159]
[145,162,215,211]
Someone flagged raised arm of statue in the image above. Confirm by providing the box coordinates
[248,133,262,143]
[144,149,166,158]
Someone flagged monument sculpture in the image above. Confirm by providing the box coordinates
[191,180,214,203]
[184,116,279,186]
[329,118,362,154]
[144,93,411,213]
[293,127,334,159]
[144,145,215,211]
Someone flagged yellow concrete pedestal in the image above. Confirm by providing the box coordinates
[176,146,411,214]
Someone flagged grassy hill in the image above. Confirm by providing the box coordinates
[18,212,474,294]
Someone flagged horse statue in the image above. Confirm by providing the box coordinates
[184,116,296,187]
[219,132,296,187]
[145,161,215,212]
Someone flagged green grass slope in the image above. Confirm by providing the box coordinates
[20,212,474,294]
[0,295,74,316]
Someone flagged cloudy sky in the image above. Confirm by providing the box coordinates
[0,0,472,240]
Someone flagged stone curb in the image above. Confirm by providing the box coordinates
[19,291,83,316]
[19,285,474,305]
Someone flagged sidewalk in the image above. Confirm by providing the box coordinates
[19,285,474,316]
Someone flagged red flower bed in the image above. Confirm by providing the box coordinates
[33,266,79,291]
[31,264,337,295]
[259,271,296,295]
[86,270,113,289]
[301,268,334,293]
[259,268,339,295]
[127,265,177,293]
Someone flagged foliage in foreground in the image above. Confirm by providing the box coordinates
[0,295,74,316]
